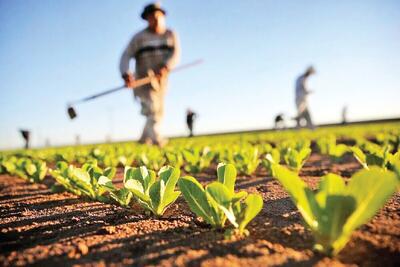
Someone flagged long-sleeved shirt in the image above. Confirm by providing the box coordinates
[295,74,310,113]
[120,28,180,97]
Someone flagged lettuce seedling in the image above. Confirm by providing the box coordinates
[138,147,166,171]
[350,145,397,170]
[124,165,180,216]
[182,147,215,173]
[178,163,263,236]
[165,151,184,169]
[232,146,260,175]
[96,176,133,207]
[261,149,280,175]
[13,158,48,183]
[271,163,399,255]
[50,161,116,201]
[283,147,311,172]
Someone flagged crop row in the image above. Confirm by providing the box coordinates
[0,152,399,256]
[0,125,399,256]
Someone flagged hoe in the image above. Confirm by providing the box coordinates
[67,59,202,120]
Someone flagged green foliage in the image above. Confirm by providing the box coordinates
[178,163,263,235]
[261,149,280,175]
[283,147,311,172]
[316,136,349,161]
[50,161,116,201]
[271,164,399,255]
[350,145,398,170]
[124,165,181,216]
[182,147,215,173]
[137,147,166,171]
[15,158,48,183]
[232,146,260,175]
[165,150,184,169]
[0,156,47,183]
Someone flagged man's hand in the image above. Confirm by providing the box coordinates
[158,66,169,77]
[122,73,135,88]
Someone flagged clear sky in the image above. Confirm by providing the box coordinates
[1,0,399,149]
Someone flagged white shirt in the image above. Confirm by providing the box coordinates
[295,74,310,113]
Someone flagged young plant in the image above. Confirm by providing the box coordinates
[350,145,398,171]
[124,165,180,216]
[95,176,133,207]
[13,158,48,183]
[138,147,166,171]
[261,148,280,175]
[50,161,116,201]
[283,147,311,172]
[182,147,215,173]
[232,146,260,176]
[271,163,399,255]
[178,163,263,236]
[165,150,184,169]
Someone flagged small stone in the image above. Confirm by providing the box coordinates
[77,243,89,255]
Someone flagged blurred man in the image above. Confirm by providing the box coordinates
[120,3,180,146]
[295,66,315,129]
[342,105,348,124]
[186,109,197,137]
[20,129,30,149]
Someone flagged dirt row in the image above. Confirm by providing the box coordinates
[0,154,399,266]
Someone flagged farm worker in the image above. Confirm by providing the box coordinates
[19,129,30,149]
[295,66,315,129]
[186,109,197,137]
[120,3,180,146]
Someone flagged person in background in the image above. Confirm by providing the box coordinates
[20,129,30,149]
[295,66,315,129]
[274,113,285,129]
[120,3,180,146]
[342,105,348,124]
[186,109,197,137]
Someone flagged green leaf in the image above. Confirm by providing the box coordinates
[271,164,319,230]
[350,146,368,169]
[237,194,263,233]
[217,163,237,194]
[125,178,150,202]
[343,168,398,235]
[205,182,233,228]
[178,176,215,225]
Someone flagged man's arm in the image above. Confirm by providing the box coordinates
[119,37,138,87]
[163,31,181,71]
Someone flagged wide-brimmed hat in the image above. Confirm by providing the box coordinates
[141,3,166,20]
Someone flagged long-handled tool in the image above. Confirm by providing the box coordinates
[67,59,203,119]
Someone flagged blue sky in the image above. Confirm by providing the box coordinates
[0,0,399,149]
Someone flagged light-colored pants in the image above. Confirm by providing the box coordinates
[138,91,165,144]
[296,108,314,129]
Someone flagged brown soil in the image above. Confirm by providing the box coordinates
[0,154,399,267]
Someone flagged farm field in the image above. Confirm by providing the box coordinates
[1,122,399,266]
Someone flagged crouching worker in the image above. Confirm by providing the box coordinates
[120,3,180,146]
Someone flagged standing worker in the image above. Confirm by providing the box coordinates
[186,109,197,137]
[120,3,180,146]
[19,129,30,149]
[295,66,315,129]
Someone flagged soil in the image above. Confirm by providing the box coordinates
[0,153,399,267]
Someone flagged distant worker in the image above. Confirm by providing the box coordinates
[120,3,180,146]
[342,105,348,124]
[295,66,315,129]
[274,113,285,129]
[186,109,197,137]
[19,129,30,149]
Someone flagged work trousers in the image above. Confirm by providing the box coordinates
[138,90,165,145]
[296,108,314,129]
